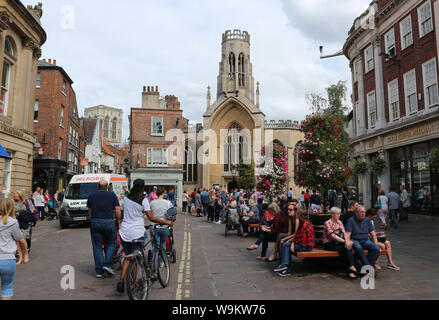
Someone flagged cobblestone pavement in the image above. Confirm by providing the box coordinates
[13,213,439,300]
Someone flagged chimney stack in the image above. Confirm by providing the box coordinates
[48,59,52,64]
[155,86,159,92]
[53,59,56,65]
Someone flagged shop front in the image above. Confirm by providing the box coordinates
[130,168,184,209]
[389,140,439,216]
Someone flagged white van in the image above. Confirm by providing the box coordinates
[59,174,128,229]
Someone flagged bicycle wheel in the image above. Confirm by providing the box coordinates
[154,247,170,288]
[125,257,149,300]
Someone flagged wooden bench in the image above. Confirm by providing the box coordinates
[248,223,262,233]
[292,248,388,258]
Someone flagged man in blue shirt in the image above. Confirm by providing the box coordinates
[87,180,121,278]
[201,189,209,217]
[345,205,380,268]
[387,186,401,229]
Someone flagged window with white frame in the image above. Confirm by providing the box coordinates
[58,139,63,160]
[36,72,41,88]
[151,116,164,136]
[62,79,66,94]
[2,158,12,196]
[404,69,418,115]
[60,105,64,127]
[353,59,358,83]
[418,1,433,38]
[1,60,11,116]
[367,91,377,128]
[69,127,72,144]
[385,29,396,57]
[147,148,168,167]
[388,79,400,121]
[34,100,39,122]
[422,58,439,108]
[400,16,413,50]
[364,45,374,73]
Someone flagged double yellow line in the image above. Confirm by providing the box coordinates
[176,215,191,300]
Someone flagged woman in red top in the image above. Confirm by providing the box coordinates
[303,190,311,209]
[275,208,314,276]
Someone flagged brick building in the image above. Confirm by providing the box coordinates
[345,0,439,215]
[0,1,46,199]
[129,86,184,207]
[33,59,83,194]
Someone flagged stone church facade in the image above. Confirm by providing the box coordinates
[183,30,304,195]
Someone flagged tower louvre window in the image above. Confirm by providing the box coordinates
[238,53,245,87]
[228,53,236,75]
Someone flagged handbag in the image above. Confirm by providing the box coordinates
[328,228,345,243]
[374,197,382,209]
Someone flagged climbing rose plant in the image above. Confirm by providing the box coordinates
[294,113,352,192]
[256,143,289,200]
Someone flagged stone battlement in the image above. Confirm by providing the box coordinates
[265,120,300,129]
[222,29,250,43]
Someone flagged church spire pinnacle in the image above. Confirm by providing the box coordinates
[207,85,211,109]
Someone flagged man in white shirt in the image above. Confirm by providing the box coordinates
[400,185,411,222]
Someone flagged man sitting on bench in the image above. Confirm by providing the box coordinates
[345,205,380,271]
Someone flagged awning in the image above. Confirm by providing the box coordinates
[0,144,11,158]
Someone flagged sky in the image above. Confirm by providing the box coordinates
[24,0,370,142]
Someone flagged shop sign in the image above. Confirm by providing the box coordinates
[385,120,439,145]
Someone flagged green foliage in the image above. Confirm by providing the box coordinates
[430,147,439,167]
[306,81,350,121]
[237,162,255,191]
[368,157,387,176]
[352,161,368,176]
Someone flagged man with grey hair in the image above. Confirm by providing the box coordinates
[87,180,121,278]
[345,205,380,269]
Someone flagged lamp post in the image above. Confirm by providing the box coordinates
[231,165,238,191]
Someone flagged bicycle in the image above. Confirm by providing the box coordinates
[124,225,171,300]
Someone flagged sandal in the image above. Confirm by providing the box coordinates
[256,256,265,261]
[247,245,258,251]
[347,272,358,280]
[265,258,278,262]
[386,265,400,271]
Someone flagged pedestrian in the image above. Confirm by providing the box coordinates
[299,191,305,209]
[309,190,321,211]
[201,189,209,217]
[287,188,293,202]
[304,190,311,209]
[400,185,411,222]
[87,180,121,278]
[148,186,158,203]
[376,190,389,229]
[0,198,29,300]
[182,190,189,214]
[149,187,174,254]
[341,187,349,214]
[167,187,176,207]
[387,186,401,229]
[207,190,216,223]
[34,189,45,221]
[194,190,202,217]
[13,190,36,263]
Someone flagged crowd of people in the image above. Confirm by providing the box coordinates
[183,187,401,278]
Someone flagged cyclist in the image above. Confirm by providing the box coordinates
[149,187,174,254]
[117,180,173,293]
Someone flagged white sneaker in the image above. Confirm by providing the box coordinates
[102,266,115,276]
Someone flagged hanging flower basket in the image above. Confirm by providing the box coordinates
[431,147,439,168]
[352,161,368,176]
[368,157,386,176]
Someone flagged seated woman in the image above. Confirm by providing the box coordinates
[215,200,231,224]
[240,199,260,237]
[274,208,315,277]
[366,208,400,271]
[322,207,357,279]
[252,203,287,261]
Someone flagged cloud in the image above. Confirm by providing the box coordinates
[281,0,370,44]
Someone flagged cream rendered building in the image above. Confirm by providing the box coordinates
[183,30,304,196]
[0,1,46,199]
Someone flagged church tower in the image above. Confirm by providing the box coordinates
[217,30,255,105]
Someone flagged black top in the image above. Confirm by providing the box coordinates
[310,194,321,205]
[87,190,119,220]
[340,210,355,227]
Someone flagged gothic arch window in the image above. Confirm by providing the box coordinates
[184,140,197,183]
[111,118,117,139]
[228,52,236,75]
[238,53,245,87]
[224,123,250,172]
[294,141,302,169]
[104,117,109,138]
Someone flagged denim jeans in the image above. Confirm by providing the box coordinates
[151,227,170,255]
[389,209,399,228]
[90,219,117,275]
[324,242,355,267]
[281,243,312,272]
[352,239,380,266]
[0,259,16,298]
[260,233,277,257]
